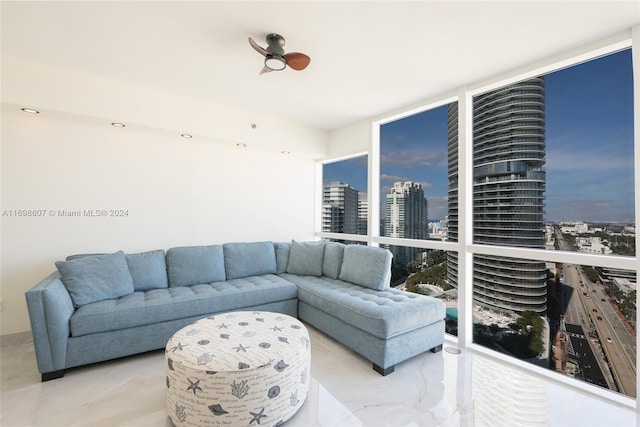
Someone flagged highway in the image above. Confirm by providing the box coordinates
[562,263,636,397]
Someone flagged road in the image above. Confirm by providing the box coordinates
[562,263,636,397]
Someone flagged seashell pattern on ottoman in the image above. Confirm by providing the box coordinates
[165,311,311,426]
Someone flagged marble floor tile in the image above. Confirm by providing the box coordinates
[1,325,636,426]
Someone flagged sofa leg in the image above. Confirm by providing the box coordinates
[373,363,394,376]
[431,344,443,353]
[42,370,64,382]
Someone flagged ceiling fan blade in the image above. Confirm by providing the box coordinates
[248,37,268,56]
[259,66,273,75]
[284,52,311,71]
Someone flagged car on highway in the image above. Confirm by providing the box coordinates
[606,337,613,343]
[597,316,603,321]
[592,308,597,312]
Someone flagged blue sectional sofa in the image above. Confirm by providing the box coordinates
[25,240,445,381]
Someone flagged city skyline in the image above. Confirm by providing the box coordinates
[323,48,634,223]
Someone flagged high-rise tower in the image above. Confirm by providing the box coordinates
[322,181,359,234]
[385,181,428,266]
[447,77,547,314]
[358,192,368,235]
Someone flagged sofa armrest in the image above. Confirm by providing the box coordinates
[25,272,74,375]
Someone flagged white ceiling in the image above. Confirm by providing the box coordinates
[2,1,640,131]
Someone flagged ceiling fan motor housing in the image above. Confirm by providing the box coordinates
[266,34,285,55]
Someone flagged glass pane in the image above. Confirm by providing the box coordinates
[454,49,634,254]
[472,254,636,398]
[546,50,634,231]
[380,103,457,264]
[322,156,368,235]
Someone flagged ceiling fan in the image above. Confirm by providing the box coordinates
[248,34,310,75]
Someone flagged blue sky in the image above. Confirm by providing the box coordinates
[324,49,634,223]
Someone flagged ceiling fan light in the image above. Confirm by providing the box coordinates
[265,54,286,71]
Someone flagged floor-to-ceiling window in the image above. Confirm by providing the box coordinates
[463,49,636,398]
[318,35,637,404]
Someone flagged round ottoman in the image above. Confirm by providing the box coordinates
[165,311,310,426]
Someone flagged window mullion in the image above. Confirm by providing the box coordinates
[457,87,474,349]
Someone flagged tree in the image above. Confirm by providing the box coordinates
[501,311,544,358]
[581,265,600,283]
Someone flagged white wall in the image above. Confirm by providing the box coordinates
[1,58,328,335]
[327,118,371,158]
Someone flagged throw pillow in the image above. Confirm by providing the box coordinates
[166,245,225,287]
[125,250,168,291]
[339,245,392,291]
[274,242,291,274]
[223,241,277,280]
[286,240,325,276]
[66,253,104,261]
[55,251,134,308]
[323,242,345,279]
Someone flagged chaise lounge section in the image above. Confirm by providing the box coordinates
[280,241,445,375]
[25,240,445,381]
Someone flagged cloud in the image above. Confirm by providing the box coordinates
[426,196,449,220]
[545,137,633,172]
[380,174,432,189]
[546,198,634,223]
[380,149,445,167]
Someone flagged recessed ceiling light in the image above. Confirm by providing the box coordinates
[181,134,193,139]
[281,150,290,155]
[21,108,39,114]
[236,143,247,148]
[111,122,125,128]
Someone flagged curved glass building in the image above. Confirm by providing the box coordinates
[447,77,547,315]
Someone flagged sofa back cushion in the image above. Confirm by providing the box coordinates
[339,245,393,291]
[166,245,225,287]
[274,242,291,274]
[67,250,168,291]
[55,251,135,307]
[323,242,345,279]
[286,240,325,276]
[223,241,277,280]
[125,250,168,291]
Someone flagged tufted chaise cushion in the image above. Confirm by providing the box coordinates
[281,274,444,340]
[69,275,297,337]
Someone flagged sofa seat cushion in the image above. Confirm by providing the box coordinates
[69,274,298,337]
[281,274,444,340]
